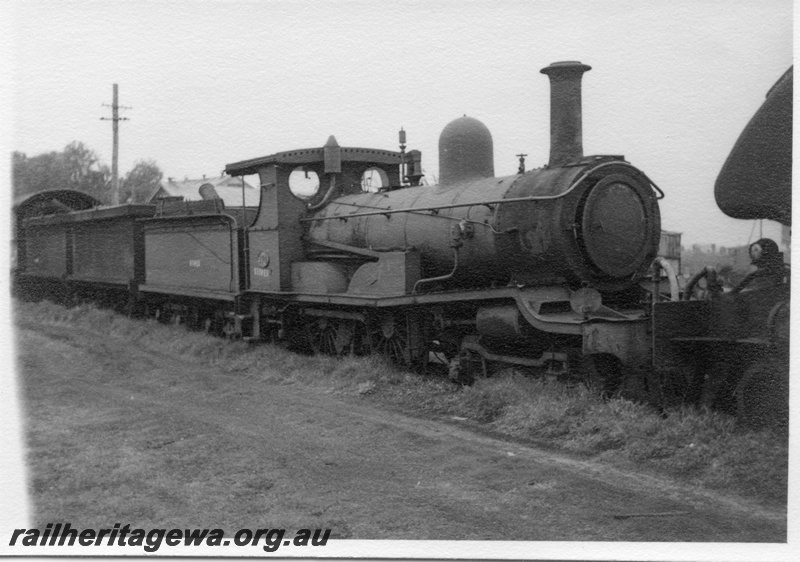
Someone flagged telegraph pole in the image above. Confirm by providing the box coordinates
[101,84,130,205]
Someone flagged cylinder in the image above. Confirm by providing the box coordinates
[540,61,592,167]
[476,306,524,338]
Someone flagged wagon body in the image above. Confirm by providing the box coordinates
[21,221,70,280]
[140,213,243,301]
[70,206,154,286]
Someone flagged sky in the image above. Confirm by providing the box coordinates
[3,0,794,248]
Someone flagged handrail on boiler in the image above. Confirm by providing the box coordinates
[299,161,664,223]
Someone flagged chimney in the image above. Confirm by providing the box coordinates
[540,61,591,166]
[199,183,220,200]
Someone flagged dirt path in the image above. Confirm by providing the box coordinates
[17,320,786,542]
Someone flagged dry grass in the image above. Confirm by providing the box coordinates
[16,300,788,507]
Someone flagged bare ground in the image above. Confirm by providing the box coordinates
[16,317,786,542]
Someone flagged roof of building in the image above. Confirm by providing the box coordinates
[149,175,259,207]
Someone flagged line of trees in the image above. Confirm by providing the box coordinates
[12,142,163,205]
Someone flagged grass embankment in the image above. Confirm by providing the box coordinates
[16,300,788,506]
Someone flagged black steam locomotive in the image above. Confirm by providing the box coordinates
[13,61,790,426]
[651,66,792,427]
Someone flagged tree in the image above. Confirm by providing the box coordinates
[13,150,68,198]
[63,141,111,203]
[12,142,111,204]
[121,159,163,203]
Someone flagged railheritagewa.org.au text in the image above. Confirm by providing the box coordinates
[9,523,331,552]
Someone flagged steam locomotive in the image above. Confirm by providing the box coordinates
[13,61,790,425]
[651,66,792,427]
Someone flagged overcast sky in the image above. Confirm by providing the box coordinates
[4,0,793,247]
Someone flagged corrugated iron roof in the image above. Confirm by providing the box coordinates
[148,175,259,207]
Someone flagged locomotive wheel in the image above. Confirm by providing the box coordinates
[578,354,623,399]
[305,318,358,357]
[369,313,412,366]
[736,358,789,430]
[367,311,428,370]
[448,348,487,385]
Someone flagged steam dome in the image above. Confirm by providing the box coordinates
[438,116,494,186]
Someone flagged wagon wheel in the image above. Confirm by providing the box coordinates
[123,297,140,318]
[154,306,171,324]
[305,317,357,357]
[261,321,281,345]
[186,307,202,330]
